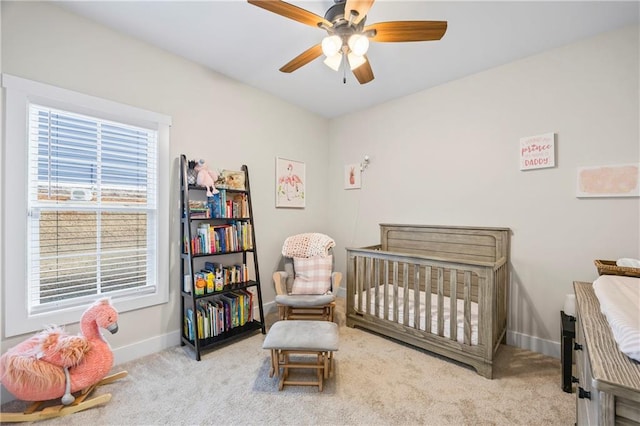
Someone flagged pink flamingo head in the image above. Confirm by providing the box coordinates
[81,298,119,338]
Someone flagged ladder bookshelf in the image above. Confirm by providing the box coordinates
[179,154,265,360]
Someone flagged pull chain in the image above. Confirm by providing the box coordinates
[343,52,347,84]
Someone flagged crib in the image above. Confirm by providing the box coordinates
[346,224,510,379]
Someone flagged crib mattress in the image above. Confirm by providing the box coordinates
[593,275,640,362]
[354,286,478,345]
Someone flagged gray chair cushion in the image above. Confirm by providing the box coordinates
[275,294,336,307]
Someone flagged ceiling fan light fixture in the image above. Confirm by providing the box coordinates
[323,52,343,71]
[321,35,342,57]
[347,34,369,56]
[347,52,366,70]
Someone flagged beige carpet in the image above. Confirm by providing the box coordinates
[1,305,574,425]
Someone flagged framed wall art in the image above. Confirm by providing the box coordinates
[276,157,305,208]
[576,163,640,198]
[344,163,361,189]
[520,132,555,170]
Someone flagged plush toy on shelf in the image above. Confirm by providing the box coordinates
[194,159,219,196]
[0,298,128,422]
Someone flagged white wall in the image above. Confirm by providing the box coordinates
[0,1,329,366]
[328,24,640,356]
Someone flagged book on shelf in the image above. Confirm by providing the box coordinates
[187,221,252,255]
[208,190,249,218]
[185,308,195,341]
[185,285,255,341]
[189,200,211,219]
[204,262,249,287]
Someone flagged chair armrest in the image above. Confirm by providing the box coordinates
[331,272,342,295]
[273,271,289,295]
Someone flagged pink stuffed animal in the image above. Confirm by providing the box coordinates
[194,159,219,196]
[0,298,119,405]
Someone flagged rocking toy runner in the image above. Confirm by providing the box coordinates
[0,298,127,422]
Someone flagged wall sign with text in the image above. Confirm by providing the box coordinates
[520,133,555,170]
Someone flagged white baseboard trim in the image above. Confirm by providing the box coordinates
[113,330,181,366]
[262,300,276,316]
[507,330,560,359]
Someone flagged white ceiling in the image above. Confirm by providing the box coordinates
[54,1,639,119]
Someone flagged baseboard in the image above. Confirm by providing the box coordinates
[262,300,276,316]
[112,330,181,366]
[507,330,560,359]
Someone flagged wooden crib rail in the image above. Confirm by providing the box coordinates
[346,248,493,345]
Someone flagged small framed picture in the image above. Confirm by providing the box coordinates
[276,157,305,208]
[344,163,361,189]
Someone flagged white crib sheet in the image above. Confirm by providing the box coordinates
[593,275,640,362]
[354,286,478,345]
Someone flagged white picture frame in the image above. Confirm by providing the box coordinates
[576,163,640,198]
[520,132,555,170]
[344,163,361,189]
[276,157,305,208]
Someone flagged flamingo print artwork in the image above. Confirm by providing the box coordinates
[276,159,305,207]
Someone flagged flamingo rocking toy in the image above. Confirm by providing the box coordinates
[0,298,128,422]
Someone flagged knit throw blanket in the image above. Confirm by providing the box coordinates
[282,233,335,258]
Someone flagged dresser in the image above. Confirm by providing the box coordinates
[574,281,640,425]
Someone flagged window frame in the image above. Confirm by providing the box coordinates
[2,74,171,337]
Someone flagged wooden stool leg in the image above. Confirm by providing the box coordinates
[317,353,323,392]
[283,353,290,378]
[324,351,329,379]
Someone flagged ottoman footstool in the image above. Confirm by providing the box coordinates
[262,320,339,391]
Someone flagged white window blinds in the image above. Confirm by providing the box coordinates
[27,104,158,313]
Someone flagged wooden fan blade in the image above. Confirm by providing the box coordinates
[247,0,332,29]
[279,44,323,73]
[352,56,374,84]
[365,21,447,42]
[345,0,375,25]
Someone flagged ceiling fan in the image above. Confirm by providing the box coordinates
[247,0,447,84]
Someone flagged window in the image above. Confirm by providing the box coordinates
[3,74,171,337]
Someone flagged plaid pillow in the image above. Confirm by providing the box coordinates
[291,255,333,295]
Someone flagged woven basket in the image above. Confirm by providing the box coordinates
[594,259,640,278]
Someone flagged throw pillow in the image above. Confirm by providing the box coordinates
[291,255,333,295]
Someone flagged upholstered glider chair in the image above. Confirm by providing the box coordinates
[273,233,342,322]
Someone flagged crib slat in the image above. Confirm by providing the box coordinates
[464,270,472,345]
[450,268,457,342]
[374,258,380,318]
[364,257,371,315]
[424,266,432,334]
[413,264,420,329]
[437,267,444,337]
[393,261,399,322]
[383,260,389,321]
[402,263,409,326]
[356,256,363,312]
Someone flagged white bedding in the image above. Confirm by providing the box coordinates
[593,275,640,362]
[354,286,479,345]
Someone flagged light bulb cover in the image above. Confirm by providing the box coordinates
[324,53,343,71]
[322,35,342,57]
[348,34,369,56]
[347,52,366,70]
